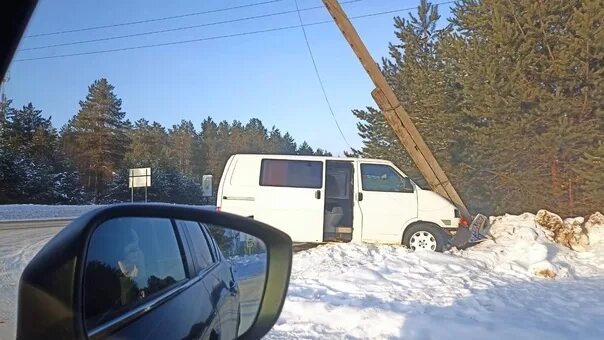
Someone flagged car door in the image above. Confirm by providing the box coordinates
[201,223,240,339]
[357,162,418,243]
[178,220,239,340]
[83,217,218,339]
[255,158,325,242]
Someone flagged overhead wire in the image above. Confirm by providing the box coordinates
[24,0,287,38]
[14,1,456,62]
[292,0,352,150]
[19,0,363,52]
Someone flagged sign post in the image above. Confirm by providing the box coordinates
[202,175,213,197]
[129,168,152,203]
[246,238,254,255]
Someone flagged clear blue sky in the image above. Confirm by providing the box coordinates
[6,0,452,154]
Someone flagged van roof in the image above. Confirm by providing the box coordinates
[230,153,391,163]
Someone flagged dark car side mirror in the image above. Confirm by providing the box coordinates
[16,204,292,340]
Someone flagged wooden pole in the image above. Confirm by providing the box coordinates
[321,0,470,217]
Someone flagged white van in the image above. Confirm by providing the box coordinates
[217,154,464,251]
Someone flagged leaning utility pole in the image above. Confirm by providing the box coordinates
[321,0,470,218]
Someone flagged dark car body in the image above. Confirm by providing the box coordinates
[17,205,292,340]
[83,218,240,340]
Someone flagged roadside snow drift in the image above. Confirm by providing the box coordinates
[0,204,98,220]
[1,209,604,339]
[266,213,604,339]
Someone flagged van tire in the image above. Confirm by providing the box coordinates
[403,223,451,252]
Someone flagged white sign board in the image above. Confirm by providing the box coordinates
[129,168,151,188]
[202,175,213,197]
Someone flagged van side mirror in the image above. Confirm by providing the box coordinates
[17,204,292,340]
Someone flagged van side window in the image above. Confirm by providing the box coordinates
[84,217,186,330]
[260,159,322,188]
[360,164,413,193]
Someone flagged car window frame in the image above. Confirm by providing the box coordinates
[200,223,221,261]
[82,217,193,335]
[360,163,414,193]
[178,220,219,276]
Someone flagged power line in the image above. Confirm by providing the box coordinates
[14,1,455,62]
[19,0,363,52]
[24,0,287,38]
[16,25,300,61]
[293,0,352,150]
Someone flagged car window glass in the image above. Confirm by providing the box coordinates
[361,164,411,193]
[84,217,186,330]
[260,159,322,188]
[201,224,221,260]
[177,220,215,273]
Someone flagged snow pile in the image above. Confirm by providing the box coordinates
[457,213,565,278]
[267,213,604,339]
[585,212,604,244]
[535,210,590,251]
[458,211,604,279]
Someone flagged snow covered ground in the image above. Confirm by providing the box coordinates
[0,227,62,339]
[1,207,604,339]
[265,213,604,339]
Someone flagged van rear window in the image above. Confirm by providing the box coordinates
[260,159,323,188]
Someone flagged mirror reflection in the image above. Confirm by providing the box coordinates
[83,217,267,338]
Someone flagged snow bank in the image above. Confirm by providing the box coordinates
[0,204,99,220]
[267,213,604,339]
[535,210,590,251]
[0,204,215,221]
[458,212,604,279]
[457,213,564,278]
[586,212,604,244]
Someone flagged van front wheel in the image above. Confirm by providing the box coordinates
[403,223,450,252]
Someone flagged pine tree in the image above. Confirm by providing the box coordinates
[296,141,314,155]
[104,166,203,204]
[66,79,130,201]
[280,132,298,154]
[351,1,456,189]
[574,143,604,212]
[243,118,268,153]
[446,0,603,215]
[353,0,603,215]
[0,94,9,128]
[314,148,332,156]
[125,119,171,169]
[4,103,57,156]
[199,117,224,181]
[168,120,201,178]
[0,100,85,203]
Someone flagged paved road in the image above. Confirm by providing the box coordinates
[237,275,266,335]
